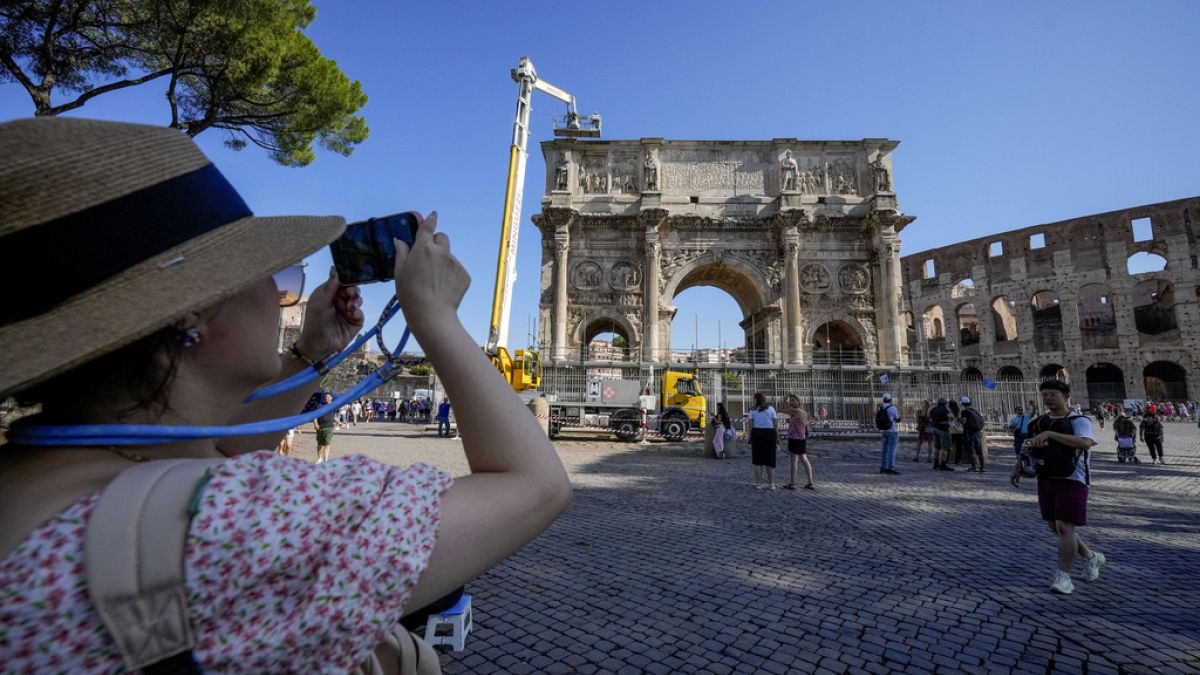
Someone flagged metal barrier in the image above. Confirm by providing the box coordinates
[541,361,1040,434]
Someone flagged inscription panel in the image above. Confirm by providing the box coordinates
[661,149,768,194]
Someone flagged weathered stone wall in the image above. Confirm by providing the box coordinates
[901,196,1200,402]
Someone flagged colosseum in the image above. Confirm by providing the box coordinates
[901,195,1200,405]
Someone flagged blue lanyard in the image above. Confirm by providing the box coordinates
[6,299,412,446]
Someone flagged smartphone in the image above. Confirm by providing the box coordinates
[329,211,420,284]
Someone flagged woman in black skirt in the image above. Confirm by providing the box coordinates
[747,392,779,489]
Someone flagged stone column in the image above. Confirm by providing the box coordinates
[644,231,661,363]
[1059,291,1082,357]
[783,228,802,364]
[552,229,570,361]
[875,227,905,366]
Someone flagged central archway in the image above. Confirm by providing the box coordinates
[664,257,772,363]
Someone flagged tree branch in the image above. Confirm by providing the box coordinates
[44,67,173,115]
[0,50,40,100]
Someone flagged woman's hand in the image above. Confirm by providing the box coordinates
[393,212,470,330]
[295,267,364,360]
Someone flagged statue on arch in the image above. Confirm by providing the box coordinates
[554,153,570,191]
[643,149,659,192]
[780,149,800,192]
[870,152,891,193]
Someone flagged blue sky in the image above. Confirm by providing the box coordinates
[3,1,1198,353]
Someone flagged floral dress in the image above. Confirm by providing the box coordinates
[0,451,452,674]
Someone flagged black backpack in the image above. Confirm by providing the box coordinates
[874,405,895,430]
[961,408,984,434]
[1029,414,1087,480]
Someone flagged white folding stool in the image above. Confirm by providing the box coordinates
[423,593,473,652]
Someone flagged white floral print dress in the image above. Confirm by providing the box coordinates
[0,452,452,674]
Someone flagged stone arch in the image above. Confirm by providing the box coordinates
[1078,283,1118,350]
[1040,363,1070,383]
[1085,362,1127,404]
[663,253,775,362]
[661,252,771,314]
[808,318,867,365]
[1127,251,1168,275]
[576,311,638,360]
[923,304,946,341]
[951,277,975,300]
[956,302,980,347]
[1031,290,1064,352]
[1144,361,1188,400]
[1132,278,1178,337]
[961,367,983,381]
[997,366,1024,381]
[991,296,1018,342]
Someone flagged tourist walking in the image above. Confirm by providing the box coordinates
[1010,380,1104,595]
[1139,411,1166,464]
[748,392,779,489]
[1009,405,1035,457]
[912,400,933,463]
[948,399,966,464]
[314,393,338,463]
[351,399,362,425]
[960,396,986,472]
[436,397,452,437]
[1113,412,1137,460]
[783,394,815,490]
[876,393,901,474]
[712,402,733,459]
[929,397,955,471]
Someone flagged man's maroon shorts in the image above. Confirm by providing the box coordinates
[1037,478,1088,526]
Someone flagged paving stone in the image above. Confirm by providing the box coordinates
[309,424,1200,674]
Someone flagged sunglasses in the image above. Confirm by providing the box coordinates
[273,263,306,307]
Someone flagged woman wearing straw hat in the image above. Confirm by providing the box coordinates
[0,118,571,672]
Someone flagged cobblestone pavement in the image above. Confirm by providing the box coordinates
[290,420,1200,674]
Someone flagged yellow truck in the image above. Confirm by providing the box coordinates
[546,371,706,442]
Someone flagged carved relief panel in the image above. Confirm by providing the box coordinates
[609,260,642,290]
[827,155,859,196]
[579,155,608,194]
[838,264,871,294]
[572,261,602,290]
[610,154,638,195]
[799,263,832,293]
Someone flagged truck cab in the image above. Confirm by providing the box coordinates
[661,371,707,432]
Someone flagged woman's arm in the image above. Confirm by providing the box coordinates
[393,214,572,613]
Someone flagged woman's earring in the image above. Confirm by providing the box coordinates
[179,327,202,348]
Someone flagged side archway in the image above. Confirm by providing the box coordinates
[1040,363,1070,383]
[1031,290,1064,352]
[1086,362,1127,404]
[808,317,869,365]
[577,312,639,361]
[1144,361,1188,400]
[997,366,1024,381]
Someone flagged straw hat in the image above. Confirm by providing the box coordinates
[0,117,345,397]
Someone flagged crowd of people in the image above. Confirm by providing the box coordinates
[338,395,436,425]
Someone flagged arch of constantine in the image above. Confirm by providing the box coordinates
[532,138,914,366]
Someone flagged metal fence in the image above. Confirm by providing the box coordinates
[541,361,1040,433]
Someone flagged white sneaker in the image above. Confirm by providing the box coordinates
[1082,552,1106,582]
[1051,571,1074,595]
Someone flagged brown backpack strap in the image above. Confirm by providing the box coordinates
[85,458,224,672]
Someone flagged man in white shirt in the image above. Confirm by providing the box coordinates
[1010,379,1105,595]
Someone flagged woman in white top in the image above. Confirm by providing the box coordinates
[747,392,779,489]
